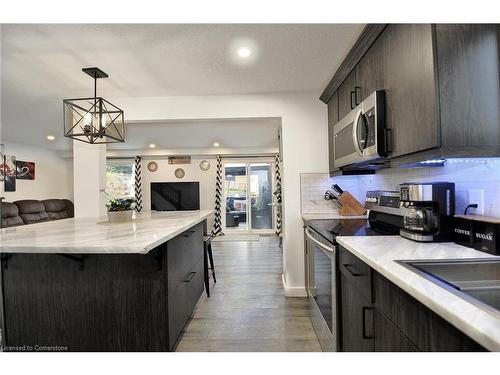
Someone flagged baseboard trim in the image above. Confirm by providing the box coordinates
[281,274,307,297]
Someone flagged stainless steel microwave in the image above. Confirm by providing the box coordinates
[332,90,387,169]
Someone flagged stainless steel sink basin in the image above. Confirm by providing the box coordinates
[398,258,500,317]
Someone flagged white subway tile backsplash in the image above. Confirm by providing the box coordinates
[300,173,340,214]
[301,159,500,217]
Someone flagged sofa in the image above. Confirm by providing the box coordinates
[1,199,74,228]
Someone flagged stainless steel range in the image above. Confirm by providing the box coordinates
[304,190,402,351]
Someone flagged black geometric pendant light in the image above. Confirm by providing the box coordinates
[63,67,125,144]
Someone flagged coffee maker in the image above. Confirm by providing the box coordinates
[399,182,455,242]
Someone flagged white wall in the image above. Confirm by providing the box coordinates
[1,142,73,202]
[141,156,217,229]
[73,141,106,218]
[112,91,329,296]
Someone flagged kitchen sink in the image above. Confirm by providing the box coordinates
[398,258,500,317]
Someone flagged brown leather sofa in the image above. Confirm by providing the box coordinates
[1,199,74,228]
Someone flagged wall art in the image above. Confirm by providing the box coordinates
[16,160,36,180]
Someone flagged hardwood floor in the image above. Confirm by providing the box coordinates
[175,236,321,352]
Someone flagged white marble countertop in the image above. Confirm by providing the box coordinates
[336,235,500,351]
[0,210,214,254]
[302,213,367,221]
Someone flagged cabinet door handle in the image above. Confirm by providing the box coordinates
[384,128,393,154]
[182,230,196,237]
[362,306,373,339]
[354,86,361,106]
[343,263,361,277]
[350,91,356,109]
[184,271,196,282]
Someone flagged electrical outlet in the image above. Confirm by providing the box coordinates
[468,189,484,215]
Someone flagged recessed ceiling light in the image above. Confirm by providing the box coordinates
[149,143,156,148]
[46,135,55,141]
[237,47,251,58]
[213,142,220,147]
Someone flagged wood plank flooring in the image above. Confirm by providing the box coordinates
[175,236,321,352]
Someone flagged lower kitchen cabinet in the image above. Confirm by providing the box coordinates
[339,247,374,351]
[337,245,487,352]
[340,273,374,351]
[167,222,205,350]
[373,270,485,352]
[373,309,418,352]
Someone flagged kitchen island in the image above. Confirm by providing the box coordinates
[0,210,214,351]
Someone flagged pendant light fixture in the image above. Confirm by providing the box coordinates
[63,67,125,144]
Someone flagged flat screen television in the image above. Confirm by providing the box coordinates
[151,182,200,211]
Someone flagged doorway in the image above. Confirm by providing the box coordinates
[223,160,276,234]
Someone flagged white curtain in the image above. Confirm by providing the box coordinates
[211,155,224,236]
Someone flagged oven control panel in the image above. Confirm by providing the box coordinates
[365,190,401,210]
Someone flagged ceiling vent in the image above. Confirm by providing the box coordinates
[168,156,191,165]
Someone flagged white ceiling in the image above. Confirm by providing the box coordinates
[1,24,364,151]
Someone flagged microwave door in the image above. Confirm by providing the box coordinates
[334,119,361,167]
[334,123,355,166]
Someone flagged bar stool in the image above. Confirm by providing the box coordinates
[203,235,216,297]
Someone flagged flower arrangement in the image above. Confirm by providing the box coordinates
[106,197,136,212]
[102,190,136,212]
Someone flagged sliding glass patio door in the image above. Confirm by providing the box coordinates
[223,160,275,234]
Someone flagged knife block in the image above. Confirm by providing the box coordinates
[338,192,367,216]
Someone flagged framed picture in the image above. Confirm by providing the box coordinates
[16,160,36,180]
[2,155,16,191]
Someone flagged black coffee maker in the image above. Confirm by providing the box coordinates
[399,182,455,242]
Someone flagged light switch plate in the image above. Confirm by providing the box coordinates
[468,189,484,215]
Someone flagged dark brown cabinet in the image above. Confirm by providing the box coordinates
[382,24,440,158]
[337,70,357,120]
[167,223,204,350]
[355,33,386,103]
[373,309,418,352]
[435,24,500,150]
[337,245,486,352]
[373,270,485,352]
[327,92,339,174]
[339,247,374,351]
[322,24,500,168]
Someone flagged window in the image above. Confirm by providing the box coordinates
[106,160,135,199]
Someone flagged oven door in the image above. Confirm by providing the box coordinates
[305,227,338,351]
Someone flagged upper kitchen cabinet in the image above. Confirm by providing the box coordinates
[337,70,357,119]
[354,32,385,103]
[382,24,440,158]
[321,24,500,170]
[327,92,339,174]
[435,24,500,152]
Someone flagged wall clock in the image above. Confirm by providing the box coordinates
[174,168,185,179]
[147,161,158,172]
[199,160,210,171]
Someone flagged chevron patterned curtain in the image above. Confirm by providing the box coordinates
[211,155,224,236]
[134,156,143,212]
[275,154,282,236]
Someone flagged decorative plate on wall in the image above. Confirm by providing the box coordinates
[147,161,158,172]
[174,168,185,179]
[199,160,210,171]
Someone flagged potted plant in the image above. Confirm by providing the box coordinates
[106,196,136,223]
